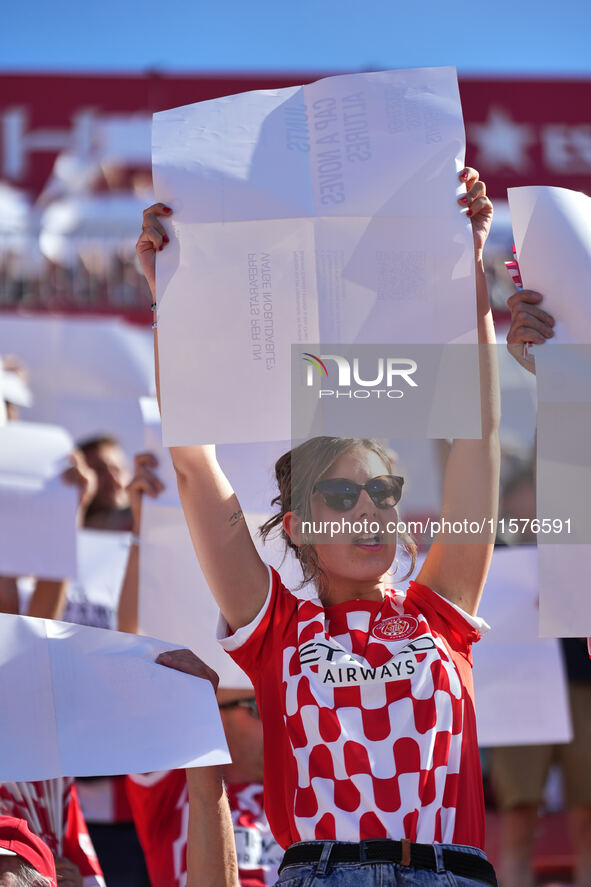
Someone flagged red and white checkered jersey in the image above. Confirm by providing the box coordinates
[218,567,488,850]
[126,772,282,887]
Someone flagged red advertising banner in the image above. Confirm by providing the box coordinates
[1,72,590,199]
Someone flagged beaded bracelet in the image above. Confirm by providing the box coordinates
[151,301,158,330]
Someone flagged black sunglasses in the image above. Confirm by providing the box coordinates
[218,697,260,719]
[313,475,404,512]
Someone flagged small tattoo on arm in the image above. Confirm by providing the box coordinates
[229,510,244,526]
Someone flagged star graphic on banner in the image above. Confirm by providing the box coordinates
[468,107,536,172]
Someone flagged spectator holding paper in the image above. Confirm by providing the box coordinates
[501,293,591,887]
[118,457,283,886]
[155,651,240,887]
[136,165,504,887]
[56,438,151,885]
[0,362,103,886]
[117,451,162,636]
[0,357,68,620]
[133,653,282,887]
[75,436,134,533]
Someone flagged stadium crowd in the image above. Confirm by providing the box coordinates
[0,145,589,887]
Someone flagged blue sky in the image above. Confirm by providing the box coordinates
[4,0,591,75]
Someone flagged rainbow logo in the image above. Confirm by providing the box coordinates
[302,353,328,377]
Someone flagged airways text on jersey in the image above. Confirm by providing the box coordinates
[298,634,438,685]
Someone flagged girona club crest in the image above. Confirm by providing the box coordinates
[371,615,419,642]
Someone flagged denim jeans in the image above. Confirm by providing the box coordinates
[274,842,496,887]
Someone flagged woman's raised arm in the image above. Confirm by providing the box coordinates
[417,168,500,615]
[136,205,270,631]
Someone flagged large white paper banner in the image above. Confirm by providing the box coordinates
[153,66,478,445]
[139,398,306,687]
[0,614,230,781]
[508,186,591,345]
[0,421,78,579]
[473,546,572,745]
[0,316,154,458]
[63,530,132,630]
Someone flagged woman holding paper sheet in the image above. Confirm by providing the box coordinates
[137,168,500,886]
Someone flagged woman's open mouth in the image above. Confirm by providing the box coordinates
[353,534,383,550]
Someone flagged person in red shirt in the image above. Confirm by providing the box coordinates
[136,167,501,886]
[154,651,240,887]
[118,464,282,887]
[126,679,282,887]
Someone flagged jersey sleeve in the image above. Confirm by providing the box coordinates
[406,580,488,665]
[217,565,298,681]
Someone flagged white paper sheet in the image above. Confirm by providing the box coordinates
[537,544,591,637]
[0,316,155,400]
[508,186,591,344]
[473,546,572,746]
[0,317,154,459]
[63,530,132,630]
[508,188,591,634]
[0,421,78,579]
[0,614,230,781]
[153,66,478,444]
[533,347,591,635]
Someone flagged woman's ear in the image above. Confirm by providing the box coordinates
[283,511,302,546]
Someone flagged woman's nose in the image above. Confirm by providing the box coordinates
[355,488,377,517]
